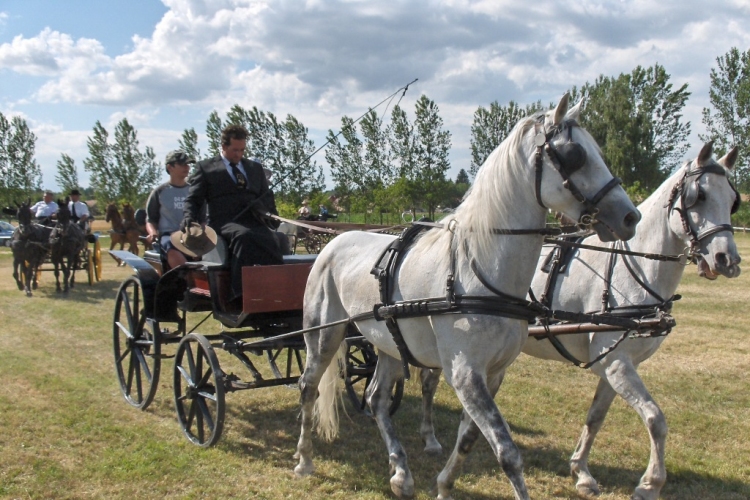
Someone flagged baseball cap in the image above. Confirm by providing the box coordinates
[165,150,195,165]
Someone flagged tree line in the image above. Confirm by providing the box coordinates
[2,47,749,215]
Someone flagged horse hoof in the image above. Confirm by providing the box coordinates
[424,443,443,456]
[32,282,38,290]
[293,462,314,477]
[25,291,32,297]
[576,484,600,497]
[390,471,415,499]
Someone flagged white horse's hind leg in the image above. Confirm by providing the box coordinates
[294,322,347,478]
[439,368,529,500]
[418,367,443,455]
[368,353,415,498]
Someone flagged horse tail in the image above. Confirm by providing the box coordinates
[313,341,347,442]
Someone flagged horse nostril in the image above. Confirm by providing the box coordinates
[624,211,641,228]
[716,252,729,268]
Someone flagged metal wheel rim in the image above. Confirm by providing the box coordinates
[173,334,226,447]
[113,277,161,410]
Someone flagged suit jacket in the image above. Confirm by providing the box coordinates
[183,156,279,231]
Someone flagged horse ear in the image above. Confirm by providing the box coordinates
[697,141,713,167]
[553,93,571,127]
[566,98,584,121]
[718,146,738,171]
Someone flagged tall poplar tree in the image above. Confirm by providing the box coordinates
[0,113,42,206]
[55,153,79,195]
[178,128,201,161]
[700,47,750,189]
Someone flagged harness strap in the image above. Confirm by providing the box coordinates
[370,221,435,378]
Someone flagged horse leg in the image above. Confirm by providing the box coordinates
[419,367,444,455]
[12,256,24,291]
[569,377,617,496]
[22,262,33,297]
[368,353,414,498]
[439,368,528,500]
[294,322,348,478]
[53,260,62,292]
[591,359,667,500]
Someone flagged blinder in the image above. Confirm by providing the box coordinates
[551,124,588,175]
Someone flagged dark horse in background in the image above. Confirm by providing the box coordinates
[3,200,51,297]
[49,198,86,293]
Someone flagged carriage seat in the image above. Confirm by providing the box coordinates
[200,232,310,268]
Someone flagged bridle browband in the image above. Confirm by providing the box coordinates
[534,117,623,227]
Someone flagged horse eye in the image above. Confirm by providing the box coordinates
[697,189,706,202]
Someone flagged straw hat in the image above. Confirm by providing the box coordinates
[170,223,217,258]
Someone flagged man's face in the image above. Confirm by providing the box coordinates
[169,162,191,180]
[44,193,52,203]
[71,194,80,202]
[222,138,246,164]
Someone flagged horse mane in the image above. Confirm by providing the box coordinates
[416,113,537,261]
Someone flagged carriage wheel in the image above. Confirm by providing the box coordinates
[266,345,305,381]
[173,334,226,447]
[86,248,95,286]
[304,233,322,254]
[113,277,161,409]
[344,338,404,417]
[94,239,102,281]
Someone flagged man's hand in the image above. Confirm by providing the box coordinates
[180,217,194,232]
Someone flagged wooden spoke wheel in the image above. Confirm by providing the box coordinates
[304,233,322,254]
[113,277,161,409]
[93,239,102,281]
[85,248,95,286]
[173,334,225,447]
[344,338,403,417]
[266,344,305,381]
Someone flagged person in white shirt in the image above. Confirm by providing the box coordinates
[68,189,90,232]
[30,191,59,225]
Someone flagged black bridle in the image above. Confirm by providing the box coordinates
[667,162,739,262]
[534,118,623,227]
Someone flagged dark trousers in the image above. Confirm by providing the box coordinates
[220,223,284,299]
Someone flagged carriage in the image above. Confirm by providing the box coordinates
[111,228,404,447]
[35,231,103,286]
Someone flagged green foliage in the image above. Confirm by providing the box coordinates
[178,127,200,161]
[700,47,750,191]
[206,106,324,204]
[577,64,691,192]
[55,153,79,196]
[0,112,42,207]
[469,100,543,177]
[83,119,162,206]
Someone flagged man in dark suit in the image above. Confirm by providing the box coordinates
[182,124,283,303]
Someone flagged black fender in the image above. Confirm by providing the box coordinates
[111,250,161,318]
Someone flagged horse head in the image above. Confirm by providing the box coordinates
[668,141,741,279]
[56,199,72,226]
[105,203,118,223]
[122,203,135,220]
[531,94,640,241]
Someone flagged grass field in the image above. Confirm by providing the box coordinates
[0,234,748,499]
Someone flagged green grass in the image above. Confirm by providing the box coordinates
[0,236,748,499]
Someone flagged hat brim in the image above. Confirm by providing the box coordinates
[170,225,218,258]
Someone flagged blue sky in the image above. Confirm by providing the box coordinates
[2,0,750,192]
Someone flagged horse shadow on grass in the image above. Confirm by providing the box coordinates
[33,278,123,303]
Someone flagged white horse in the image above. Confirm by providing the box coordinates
[416,142,741,500]
[294,94,641,500]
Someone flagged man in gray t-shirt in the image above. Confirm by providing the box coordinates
[145,150,195,268]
